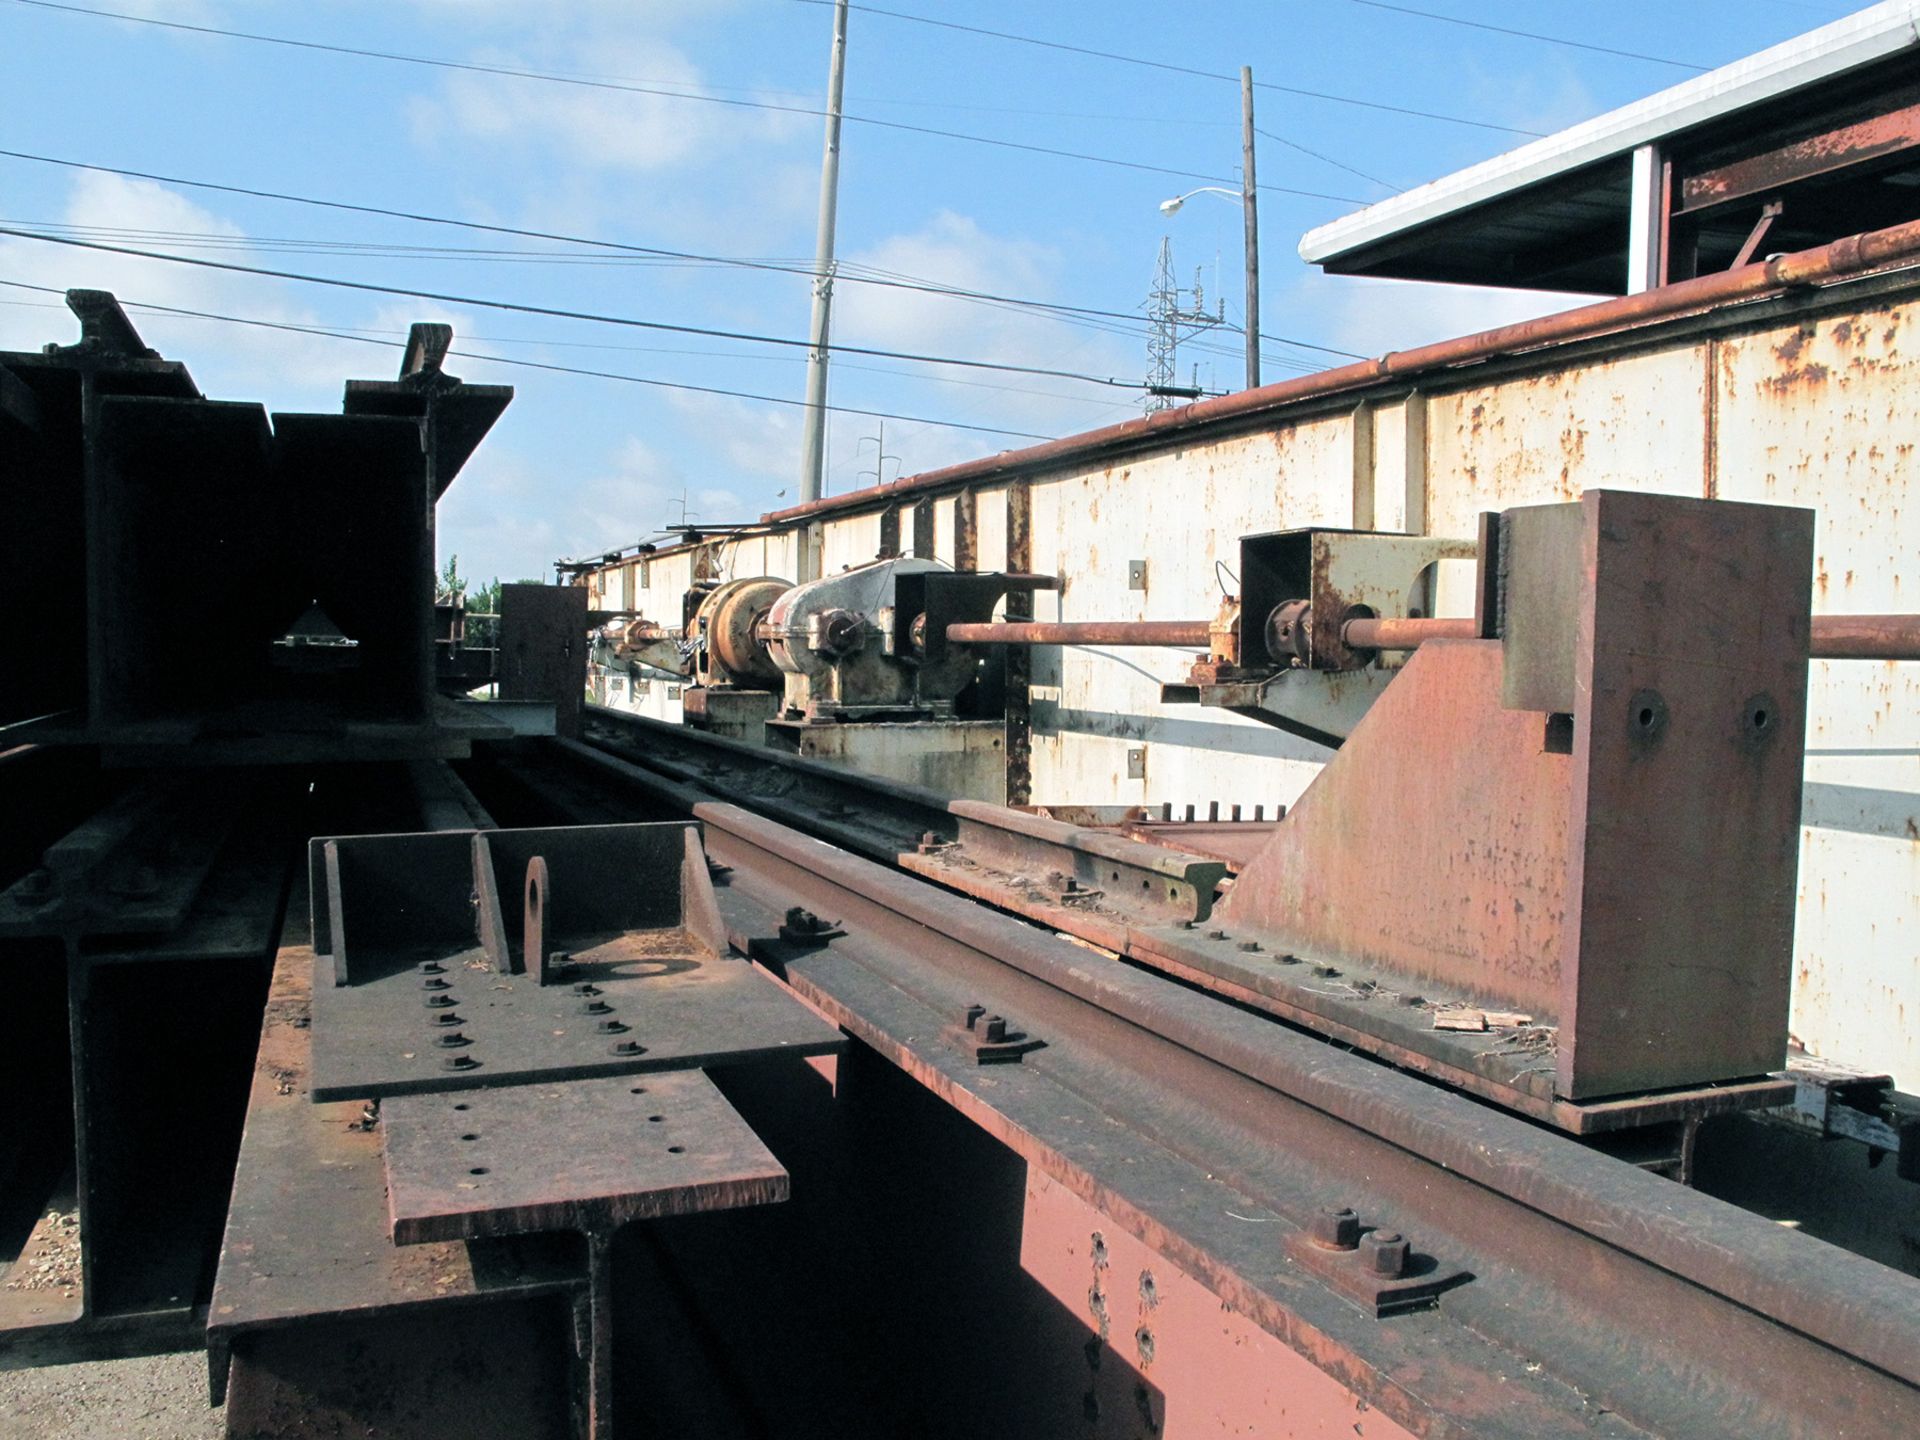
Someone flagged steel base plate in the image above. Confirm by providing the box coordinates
[382,1071,789,1244]
[310,931,844,1101]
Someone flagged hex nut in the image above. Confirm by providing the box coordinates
[1361,1230,1410,1278]
[1310,1206,1361,1251]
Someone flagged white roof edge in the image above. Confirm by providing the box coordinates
[1298,1,1920,264]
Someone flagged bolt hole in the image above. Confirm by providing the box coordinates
[1752,708,1770,728]
[452,1103,469,1111]
[460,1133,478,1141]
[469,1167,488,1176]
[648,1115,664,1123]
[1637,707,1655,728]
[630,1086,646,1095]
[667,1145,685,1154]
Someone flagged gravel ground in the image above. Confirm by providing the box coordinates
[0,1351,222,1440]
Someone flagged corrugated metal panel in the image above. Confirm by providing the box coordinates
[1712,302,1920,1081]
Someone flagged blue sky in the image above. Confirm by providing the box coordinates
[0,0,1858,581]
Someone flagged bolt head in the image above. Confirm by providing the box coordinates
[431,1011,465,1027]
[1361,1230,1409,1278]
[597,1019,630,1034]
[581,1000,613,1015]
[1310,1206,1360,1251]
[1237,939,1261,953]
[962,1003,986,1030]
[435,1032,471,1049]
[422,977,451,991]
[443,1054,479,1072]
[425,993,457,1008]
[610,1039,647,1057]
[1209,929,1229,941]
[573,982,601,996]
[978,1015,1009,1043]
[419,961,446,975]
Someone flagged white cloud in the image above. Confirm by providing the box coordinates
[407,31,803,177]
[440,430,737,580]
[0,171,384,403]
[1283,271,1591,361]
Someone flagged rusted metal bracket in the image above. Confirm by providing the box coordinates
[948,1003,1046,1064]
[1283,1208,1471,1318]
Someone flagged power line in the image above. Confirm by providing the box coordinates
[0,224,1168,390]
[1342,1,1707,72]
[788,0,1542,137]
[0,151,1369,363]
[0,279,1055,440]
[1254,127,1397,192]
[5,0,1362,200]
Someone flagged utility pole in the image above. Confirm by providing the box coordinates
[798,0,850,523]
[1241,65,1261,392]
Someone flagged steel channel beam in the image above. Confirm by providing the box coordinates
[501,737,1920,1439]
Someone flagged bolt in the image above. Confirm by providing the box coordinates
[572,982,601,996]
[548,951,575,975]
[431,1011,465,1027]
[1361,1231,1409,1279]
[1312,964,1342,979]
[443,1054,480,1072]
[422,977,451,991]
[435,1032,472,1049]
[581,1000,613,1016]
[425,993,457,1009]
[962,1003,986,1030]
[1237,940,1261,953]
[597,1019,630,1035]
[1310,1206,1360,1251]
[917,830,944,854]
[1277,954,1301,966]
[1178,919,1196,930]
[419,961,446,975]
[978,1015,1008,1043]
[609,1039,647,1057]
[1208,929,1229,941]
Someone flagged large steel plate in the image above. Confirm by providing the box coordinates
[382,1071,788,1245]
[310,930,843,1101]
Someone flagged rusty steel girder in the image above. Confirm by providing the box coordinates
[481,735,1920,1440]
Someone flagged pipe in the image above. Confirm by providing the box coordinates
[1341,615,1477,650]
[947,620,1211,648]
[1341,612,1920,659]
[1809,613,1920,660]
[763,217,1920,528]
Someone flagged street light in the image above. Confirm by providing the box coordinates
[1157,67,1261,391]
[1158,186,1244,216]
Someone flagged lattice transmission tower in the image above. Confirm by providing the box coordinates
[1142,237,1223,414]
